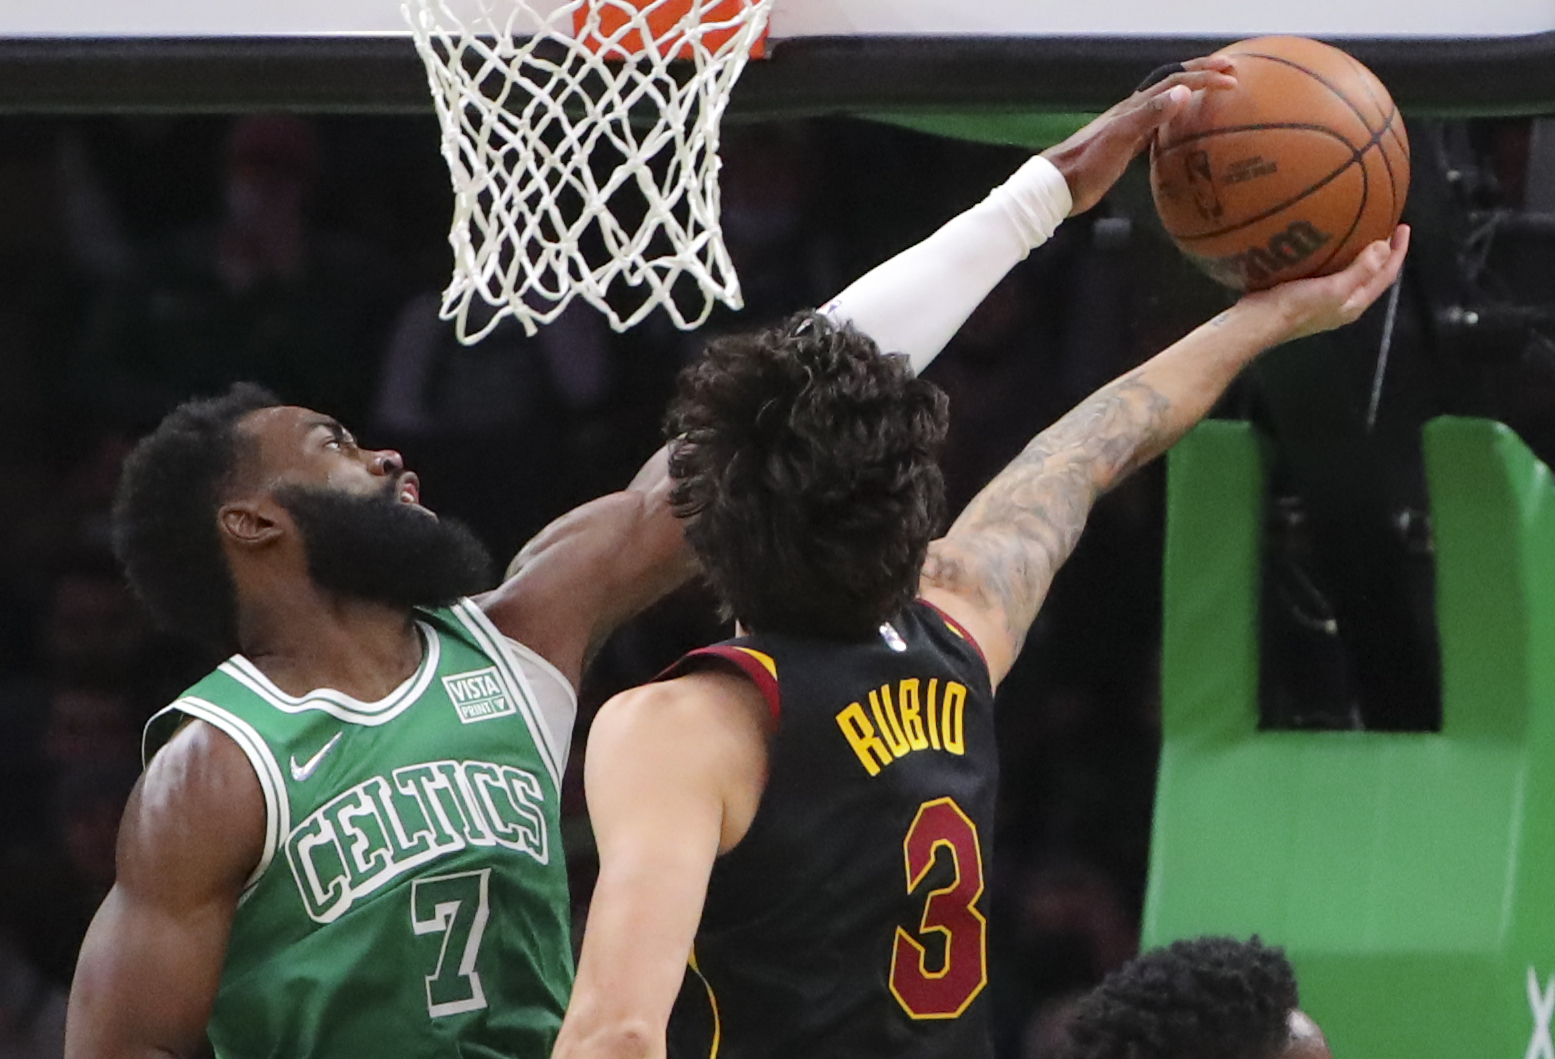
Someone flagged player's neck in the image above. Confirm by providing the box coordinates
[236,586,424,702]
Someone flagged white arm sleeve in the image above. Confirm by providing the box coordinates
[819,154,1074,375]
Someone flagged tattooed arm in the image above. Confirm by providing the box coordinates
[920,227,1410,688]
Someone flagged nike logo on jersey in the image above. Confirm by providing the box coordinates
[290,731,343,782]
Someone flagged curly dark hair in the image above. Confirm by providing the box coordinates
[111,383,281,654]
[1061,936,1300,1059]
[666,313,948,639]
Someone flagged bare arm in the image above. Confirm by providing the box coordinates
[480,446,700,689]
[66,722,265,1059]
[922,228,1412,687]
[550,671,770,1059]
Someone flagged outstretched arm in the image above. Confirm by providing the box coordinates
[66,723,264,1059]
[482,448,700,690]
[921,228,1412,687]
[822,58,1234,373]
[483,59,1239,688]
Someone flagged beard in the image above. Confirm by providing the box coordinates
[276,483,494,611]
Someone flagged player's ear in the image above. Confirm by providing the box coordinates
[218,500,284,549]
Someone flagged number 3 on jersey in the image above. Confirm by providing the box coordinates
[889,797,988,1018]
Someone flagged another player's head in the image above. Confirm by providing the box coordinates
[113,383,491,654]
[1060,936,1332,1059]
[667,313,948,639]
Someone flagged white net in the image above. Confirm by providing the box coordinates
[404,0,775,342]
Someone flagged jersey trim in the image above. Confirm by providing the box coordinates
[151,696,291,896]
[217,622,441,725]
[448,599,565,792]
[494,629,579,766]
[916,598,988,670]
[688,948,723,1059]
[663,646,782,722]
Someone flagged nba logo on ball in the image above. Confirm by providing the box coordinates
[1150,36,1410,291]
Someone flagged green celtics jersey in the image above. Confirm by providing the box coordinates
[143,598,577,1059]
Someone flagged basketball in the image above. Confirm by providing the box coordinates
[1149,36,1410,291]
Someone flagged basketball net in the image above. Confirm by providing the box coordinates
[404,0,773,342]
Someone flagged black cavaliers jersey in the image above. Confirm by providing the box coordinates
[659,600,997,1059]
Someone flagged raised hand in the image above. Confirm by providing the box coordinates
[1246,226,1412,343]
[1042,56,1237,216]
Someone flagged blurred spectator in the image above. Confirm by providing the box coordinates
[1,761,140,988]
[992,855,1138,1057]
[54,763,139,908]
[41,686,141,774]
[371,297,616,558]
[0,556,153,850]
[1017,859,1138,980]
[1021,994,1083,1059]
[74,115,403,430]
[36,560,150,687]
[0,933,66,1059]
[928,267,1072,516]
[715,122,841,327]
[0,433,138,625]
[0,125,104,672]
[0,679,141,865]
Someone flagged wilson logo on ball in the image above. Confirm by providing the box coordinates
[1202,220,1332,289]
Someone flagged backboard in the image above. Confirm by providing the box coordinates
[3,0,1553,38]
[0,0,1551,114]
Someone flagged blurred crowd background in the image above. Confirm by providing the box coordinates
[0,109,1549,1059]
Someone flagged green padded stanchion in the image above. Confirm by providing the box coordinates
[1144,416,1555,1057]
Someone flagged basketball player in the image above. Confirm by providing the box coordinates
[1061,936,1334,1059]
[62,62,1235,1059]
[548,233,1409,1056]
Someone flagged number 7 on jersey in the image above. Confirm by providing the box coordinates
[412,868,493,1017]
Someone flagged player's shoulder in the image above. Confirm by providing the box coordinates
[416,597,528,666]
[906,597,988,663]
[125,713,267,886]
[593,669,770,750]
[909,589,997,688]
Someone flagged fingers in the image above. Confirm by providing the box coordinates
[1146,68,1238,98]
[1129,66,1237,133]
[1181,55,1236,74]
[1149,85,1192,121]
[1135,62,1186,93]
[1122,66,1236,140]
[1135,55,1235,94]
[1138,56,1237,102]
[1104,56,1238,140]
[1338,226,1411,318]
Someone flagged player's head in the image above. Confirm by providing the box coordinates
[1060,936,1332,1059]
[666,312,948,639]
[113,383,491,653]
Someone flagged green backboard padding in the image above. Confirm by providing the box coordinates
[1147,417,1555,1057]
[862,111,1094,150]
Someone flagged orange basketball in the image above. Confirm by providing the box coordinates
[1149,36,1409,291]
